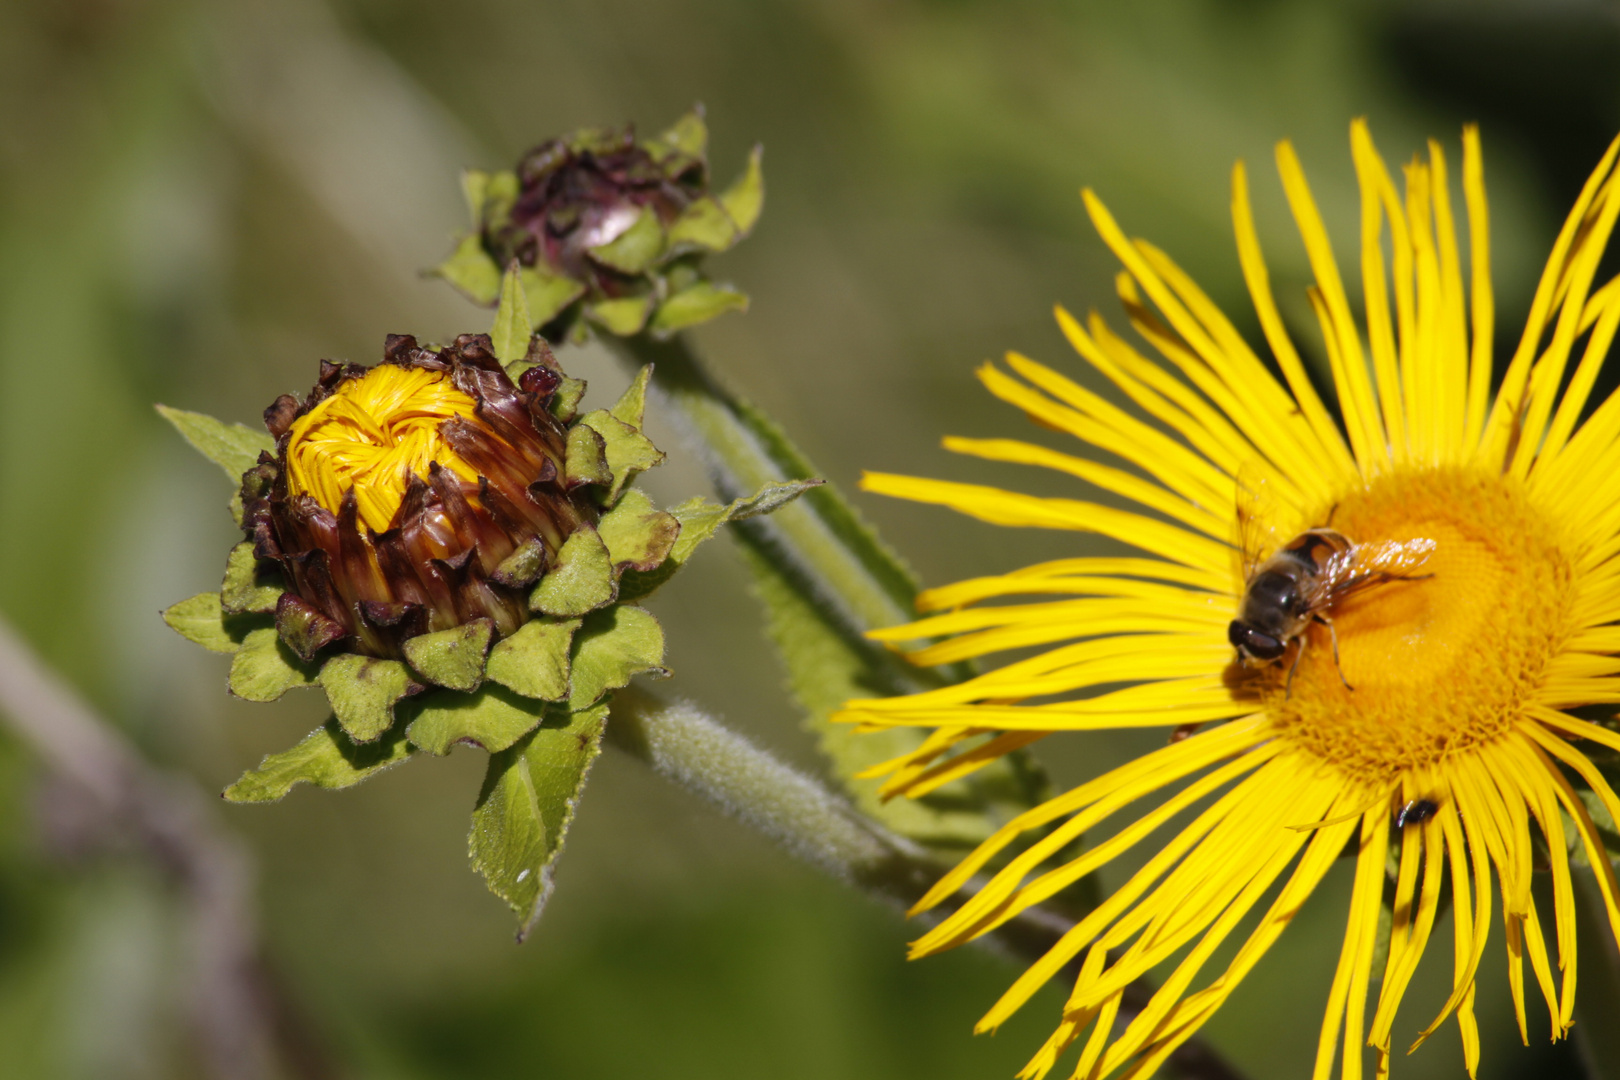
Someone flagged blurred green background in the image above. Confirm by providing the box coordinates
[1,0,1618,1077]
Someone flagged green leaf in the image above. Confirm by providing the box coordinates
[603,336,1043,850]
[737,538,1044,849]
[649,282,749,337]
[433,233,502,306]
[718,145,765,238]
[586,295,653,336]
[460,169,490,224]
[563,423,611,490]
[521,266,587,328]
[666,196,739,253]
[468,701,608,937]
[155,404,274,485]
[490,263,532,363]
[491,537,547,588]
[220,542,282,615]
[596,489,680,573]
[229,627,318,702]
[587,205,665,275]
[482,169,519,220]
[404,683,545,756]
[485,618,580,701]
[549,373,588,423]
[402,619,494,692]
[319,654,418,743]
[610,364,652,429]
[163,592,242,654]
[578,409,665,504]
[617,481,820,603]
[568,605,666,710]
[224,719,414,803]
[655,107,707,160]
[531,527,616,617]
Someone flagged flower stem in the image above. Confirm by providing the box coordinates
[606,333,939,683]
[606,685,1248,1080]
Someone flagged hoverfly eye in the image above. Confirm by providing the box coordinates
[1228,621,1285,661]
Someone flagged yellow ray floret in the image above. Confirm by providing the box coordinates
[837,118,1620,1079]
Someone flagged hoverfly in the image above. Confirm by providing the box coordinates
[1394,798,1439,828]
[1226,472,1435,696]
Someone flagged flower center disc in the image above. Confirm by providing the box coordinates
[1266,468,1574,781]
[285,365,481,533]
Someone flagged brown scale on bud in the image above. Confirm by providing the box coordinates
[239,333,594,661]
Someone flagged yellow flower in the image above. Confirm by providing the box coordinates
[837,120,1620,1080]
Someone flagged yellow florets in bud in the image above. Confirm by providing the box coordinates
[285,365,483,533]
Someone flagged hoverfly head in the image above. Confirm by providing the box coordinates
[1228,620,1285,663]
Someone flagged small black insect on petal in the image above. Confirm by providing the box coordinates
[1395,798,1439,828]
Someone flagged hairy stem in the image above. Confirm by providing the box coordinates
[607,685,1246,1080]
[606,334,926,663]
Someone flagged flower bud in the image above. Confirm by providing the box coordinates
[242,332,593,661]
[434,108,763,340]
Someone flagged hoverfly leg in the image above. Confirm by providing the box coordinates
[1284,634,1308,700]
[1316,613,1354,691]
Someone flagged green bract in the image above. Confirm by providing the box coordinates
[158,273,811,929]
[432,107,761,344]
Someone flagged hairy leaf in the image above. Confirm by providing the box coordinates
[486,618,580,701]
[649,282,748,337]
[319,654,418,743]
[402,619,494,692]
[220,542,282,615]
[469,701,609,938]
[588,205,664,275]
[521,266,587,328]
[568,606,666,710]
[224,719,414,802]
[155,404,274,485]
[531,527,616,617]
[737,536,1045,849]
[404,683,547,756]
[617,479,820,603]
[578,409,665,504]
[229,627,318,702]
[163,592,243,654]
[597,489,681,573]
[490,262,533,363]
[434,232,502,306]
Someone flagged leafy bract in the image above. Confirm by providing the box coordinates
[469,702,609,938]
[618,479,820,603]
[568,605,666,710]
[225,720,415,803]
[320,654,418,743]
[229,627,318,702]
[156,404,275,484]
[404,683,546,756]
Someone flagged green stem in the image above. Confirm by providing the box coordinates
[606,685,1247,1080]
[606,333,947,686]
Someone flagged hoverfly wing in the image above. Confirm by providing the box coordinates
[1233,463,1286,584]
[1316,536,1437,603]
[1352,537,1437,579]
